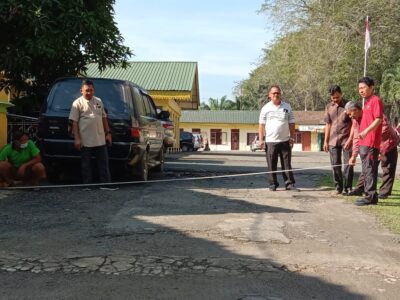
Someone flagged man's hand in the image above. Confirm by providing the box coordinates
[359,130,368,140]
[74,138,81,150]
[17,164,27,178]
[289,138,294,148]
[106,133,112,146]
[258,140,264,150]
[323,142,329,152]
[344,139,352,150]
[348,156,357,166]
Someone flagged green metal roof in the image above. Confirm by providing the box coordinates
[181,111,260,124]
[85,62,198,91]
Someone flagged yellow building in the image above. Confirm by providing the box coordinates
[0,74,14,148]
[85,62,200,147]
[180,111,325,152]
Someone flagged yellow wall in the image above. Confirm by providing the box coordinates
[181,122,322,152]
[150,93,182,148]
[180,122,258,151]
[0,75,11,147]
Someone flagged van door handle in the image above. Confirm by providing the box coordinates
[49,126,60,130]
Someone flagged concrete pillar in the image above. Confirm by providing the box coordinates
[0,102,14,148]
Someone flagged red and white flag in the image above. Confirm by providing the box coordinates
[364,18,371,52]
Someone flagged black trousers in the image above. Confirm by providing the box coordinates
[379,147,398,197]
[354,147,398,197]
[81,145,111,184]
[265,141,295,187]
[329,146,354,192]
[359,146,379,203]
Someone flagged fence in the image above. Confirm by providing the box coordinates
[7,113,39,143]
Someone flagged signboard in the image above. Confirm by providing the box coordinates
[298,125,325,132]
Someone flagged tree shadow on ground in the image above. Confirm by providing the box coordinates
[0,173,368,299]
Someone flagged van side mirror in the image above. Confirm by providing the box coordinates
[158,110,170,120]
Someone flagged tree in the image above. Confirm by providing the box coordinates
[200,96,238,110]
[0,0,132,113]
[237,0,400,112]
[380,61,400,121]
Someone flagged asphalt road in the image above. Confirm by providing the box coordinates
[1,151,399,300]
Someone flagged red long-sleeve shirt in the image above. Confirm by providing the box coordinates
[352,115,399,157]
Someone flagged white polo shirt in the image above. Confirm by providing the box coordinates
[259,100,295,143]
[69,96,107,147]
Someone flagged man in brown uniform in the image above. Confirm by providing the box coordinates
[323,85,353,195]
[69,80,112,184]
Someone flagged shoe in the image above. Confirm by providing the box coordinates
[335,189,343,195]
[378,194,388,199]
[354,198,377,206]
[285,184,299,191]
[342,189,349,196]
[269,185,277,191]
[348,189,363,196]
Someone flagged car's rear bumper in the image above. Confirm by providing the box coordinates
[40,139,145,163]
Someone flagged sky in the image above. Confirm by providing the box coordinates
[113,0,274,103]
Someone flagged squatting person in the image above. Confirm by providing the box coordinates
[323,85,353,195]
[258,85,296,191]
[0,130,46,186]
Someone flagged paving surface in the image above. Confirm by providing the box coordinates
[0,151,399,299]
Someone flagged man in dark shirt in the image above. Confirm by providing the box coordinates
[323,85,353,195]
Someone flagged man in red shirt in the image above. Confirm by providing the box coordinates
[348,104,399,199]
[353,77,383,206]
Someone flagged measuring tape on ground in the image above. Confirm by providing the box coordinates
[0,163,349,191]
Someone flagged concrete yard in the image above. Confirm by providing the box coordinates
[0,151,399,299]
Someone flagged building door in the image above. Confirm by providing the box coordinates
[302,132,311,151]
[231,129,239,150]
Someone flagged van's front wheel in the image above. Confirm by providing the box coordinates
[137,151,149,181]
[154,147,164,172]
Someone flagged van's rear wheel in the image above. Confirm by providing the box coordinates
[137,151,149,181]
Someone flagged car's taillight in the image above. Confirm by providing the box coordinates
[163,123,173,129]
[131,120,141,138]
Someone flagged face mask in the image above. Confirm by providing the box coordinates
[20,142,28,149]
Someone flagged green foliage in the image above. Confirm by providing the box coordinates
[199,96,238,111]
[237,0,400,113]
[0,0,132,112]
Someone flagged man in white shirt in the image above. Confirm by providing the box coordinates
[258,85,296,191]
[69,80,112,184]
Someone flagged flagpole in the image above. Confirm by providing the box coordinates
[363,16,370,107]
[363,16,369,77]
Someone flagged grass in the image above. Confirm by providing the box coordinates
[319,174,400,234]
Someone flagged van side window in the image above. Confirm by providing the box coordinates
[143,95,157,118]
[124,85,135,115]
[132,87,146,117]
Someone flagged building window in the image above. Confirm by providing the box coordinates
[294,130,302,143]
[247,133,258,145]
[210,129,227,145]
[192,128,201,133]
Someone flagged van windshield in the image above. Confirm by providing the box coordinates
[48,79,131,116]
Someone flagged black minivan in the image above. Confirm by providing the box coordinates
[38,77,169,182]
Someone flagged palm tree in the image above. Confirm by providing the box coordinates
[205,96,237,110]
[381,61,400,122]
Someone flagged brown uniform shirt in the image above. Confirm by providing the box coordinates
[324,100,352,147]
[69,96,107,147]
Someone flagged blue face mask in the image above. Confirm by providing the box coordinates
[20,142,28,149]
